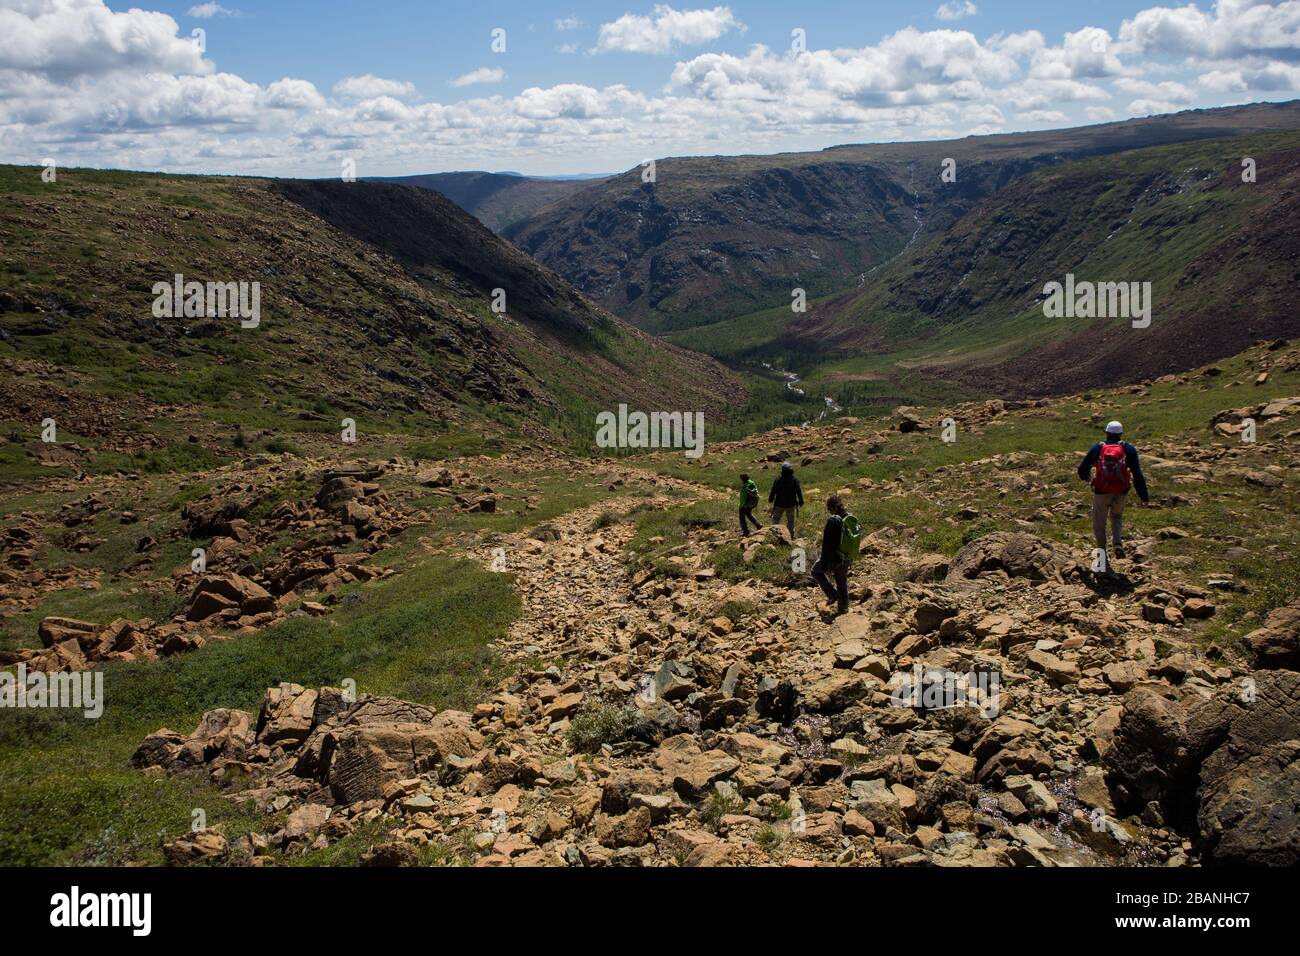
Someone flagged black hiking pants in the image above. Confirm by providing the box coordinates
[739,506,762,535]
[812,557,850,613]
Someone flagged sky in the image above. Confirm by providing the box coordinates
[2,0,1299,178]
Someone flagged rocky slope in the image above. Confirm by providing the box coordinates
[97,340,1299,868]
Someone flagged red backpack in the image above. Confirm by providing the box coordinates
[1092,443,1132,495]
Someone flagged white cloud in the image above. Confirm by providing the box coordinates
[1028,27,1127,80]
[557,42,580,55]
[669,30,1019,108]
[1114,76,1194,103]
[988,30,1045,59]
[0,0,211,80]
[1117,0,1300,61]
[5,0,1298,178]
[1001,77,1110,110]
[334,75,417,99]
[936,2,977,21]
[265,77,326,110]
[594,4,742,54]
[1128,97,1184,115]
[1205,58,1300,89]
[1199,68,1249,92]
[450,67,505,87]
[555,16,583,31]
[1017,109,1068,123]
[187,3,239,18]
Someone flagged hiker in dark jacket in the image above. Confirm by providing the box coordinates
[1077,420,1150,564]
[767,462,804,535]
[811,495,851,615]
[738,473,763,537]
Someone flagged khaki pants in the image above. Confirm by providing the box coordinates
[1091,493,1126,551]
[771,506,797,535]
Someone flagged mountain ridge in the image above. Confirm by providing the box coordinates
[503,100,1300,337]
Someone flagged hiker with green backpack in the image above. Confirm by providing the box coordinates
[810,494,861,616]
[738,473,763,537]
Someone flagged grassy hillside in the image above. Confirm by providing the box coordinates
[787,128,1300,394]
[507,100,1300,334]
[665,128,1300,415]
[0,166,741,478]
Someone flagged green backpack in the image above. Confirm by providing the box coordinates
[838,513,862,561]
[740,480,759,508]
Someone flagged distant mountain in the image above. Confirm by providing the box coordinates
[503,100,1300,337]
[367,170,609,233]
[778,127,1300,396]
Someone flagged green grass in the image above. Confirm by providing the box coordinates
[0,585,184,653]
[0,554,518,865]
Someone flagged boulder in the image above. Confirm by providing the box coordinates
[311,709,482,804]
[37,616,97,649]
[1103,687,1199,821]
[162,830,229,866]
[1105,673,1300,865]
[801,672,871,714]
[256,683,319,747]
[187,574,275,621]
[1244,602,1300,670]
[755,678,796,723]
[131,708,253,770]
[914,600,958,635]
[946,532,1069,583]
[1193,670,1300,866]
[849,778,906,832]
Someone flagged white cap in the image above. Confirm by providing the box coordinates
[1105,420,1123,435]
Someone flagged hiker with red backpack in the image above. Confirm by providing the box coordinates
[1077,420,1150,566]
[810,495,861,616]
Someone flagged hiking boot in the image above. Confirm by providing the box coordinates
[1112,544,1126,560]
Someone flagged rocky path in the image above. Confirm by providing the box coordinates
[125,373,1300,868]
[482,497,675,667]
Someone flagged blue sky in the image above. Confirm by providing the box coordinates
[143,1,1152,96]
[3,1,1298,177]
